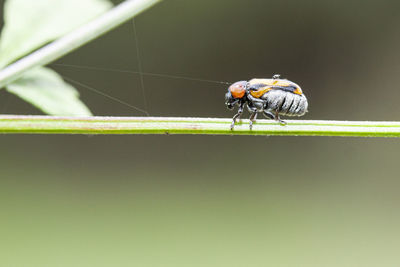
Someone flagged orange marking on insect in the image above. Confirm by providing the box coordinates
[229,85,246,98]
[250,87,272,98]
[293,88,303,95]
[249,79,292,87]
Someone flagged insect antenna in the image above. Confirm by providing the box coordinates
[52,63,232,85]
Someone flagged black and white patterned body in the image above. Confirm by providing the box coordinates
[225,75,308,129]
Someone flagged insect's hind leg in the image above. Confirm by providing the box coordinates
[263,110,286,125]
[275,110,287,125]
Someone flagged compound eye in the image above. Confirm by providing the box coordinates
[228,81,247,99]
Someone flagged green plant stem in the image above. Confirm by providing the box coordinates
[0,0,161,88]
[1,115,400,137]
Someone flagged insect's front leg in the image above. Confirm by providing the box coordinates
[231,101,245,130]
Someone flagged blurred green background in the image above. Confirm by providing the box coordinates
[1,0,400,266]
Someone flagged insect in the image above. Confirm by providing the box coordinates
[225,74,308,130]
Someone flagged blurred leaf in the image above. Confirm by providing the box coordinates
[6,67,92,116]
[0,0,112,68]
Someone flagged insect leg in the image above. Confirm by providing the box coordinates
[263,110,275,120]
[231,102,245,130]
[263,110,286,125]
[246,101,259,130]
[249,111,257,130]
[274,110,287,125]
[247,94,265,110]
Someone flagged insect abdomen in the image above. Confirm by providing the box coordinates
[262,90,308,116]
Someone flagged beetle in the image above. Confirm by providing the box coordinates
[225,74,308,130]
